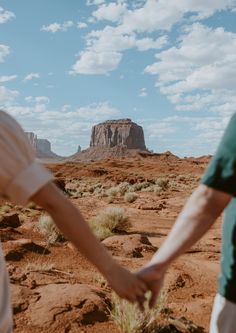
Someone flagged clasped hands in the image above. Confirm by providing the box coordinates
[107,261,167,310]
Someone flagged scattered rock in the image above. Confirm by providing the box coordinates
[26,284,109,327]
[102,234,157,258]
[0,213,21,228]
[3,239,49,261]
[0,227,22,242]
[11,285,37,314]
[54,178,67,193]
[169,273,194,291]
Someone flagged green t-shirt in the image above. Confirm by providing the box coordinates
[201,113,236,303]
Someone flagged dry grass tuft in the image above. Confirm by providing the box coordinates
[124,192,138,203]
[89,207,130,240]
[111,292,166,333]
[38,214,63,244]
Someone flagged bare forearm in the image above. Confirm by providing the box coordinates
[32,184,118,278]
[49,199,116,275]
[149,185,231,269]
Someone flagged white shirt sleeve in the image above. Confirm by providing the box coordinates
[0,111,53,205]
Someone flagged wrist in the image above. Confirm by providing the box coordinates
[146,257,170,273]
[99,258,119,280]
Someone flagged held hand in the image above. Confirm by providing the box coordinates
[106,264,148,305]
[136,264,166,308]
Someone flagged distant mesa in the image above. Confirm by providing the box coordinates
[90,119,146,150]
[26,119,148,162]
[70,119,148,162]
[25,132,61,159]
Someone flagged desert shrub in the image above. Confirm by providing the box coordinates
[107,196,115,204]
[38,214,63,244]
[27,202,37,209]
[177,175,186,181]
[156,179,169,191]
[111,292,166,333]
[124,192,138,203]
[169,181,178,190]
[89,207,130,240]
[140,181,153,189]
[152,185,162,194]
[0,205,11,214]
[91,225,114,241]
[131,183,144,192]
[118,182,131,195]
[106,186,119,197]
[92,272,108,288]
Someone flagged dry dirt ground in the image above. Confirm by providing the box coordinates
[0,153,221,333]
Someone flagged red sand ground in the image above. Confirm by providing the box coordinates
[0,153,220,333]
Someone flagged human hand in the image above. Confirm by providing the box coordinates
[136,264,166,308]
[106,263,148,307]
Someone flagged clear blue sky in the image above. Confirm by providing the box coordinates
[1,0,236,156]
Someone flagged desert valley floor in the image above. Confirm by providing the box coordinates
[0,153,220,333]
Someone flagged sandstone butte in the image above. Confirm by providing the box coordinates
[90,119,147,151]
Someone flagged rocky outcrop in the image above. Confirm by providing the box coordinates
[90,119,146,150]
[77,145,82,153]
[25,132,60,159]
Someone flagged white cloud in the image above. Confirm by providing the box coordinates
[120,0,236,33]
[72,0,235,75]
[0,7,15,24]
[71,50,122,75]
[86,0,105,6]
[92,2,127,22]
[139,87,147,97]
[23,73,40,82]
[0,44,10,62]
[146,121,176,138]
[0,75,17,83]
[25,96,50,104]
[41,21,74,33]
[145,23,236,114]
[77,22,88,29]
[136,36,168,51]
[71,24,167,74]
[76,102,121,121]
[0,86,19,105]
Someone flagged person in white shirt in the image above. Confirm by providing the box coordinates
[0,110,147,333]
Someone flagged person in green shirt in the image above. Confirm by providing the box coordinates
[137,113,236,333]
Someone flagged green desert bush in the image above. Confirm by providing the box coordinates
[38,214,63,244]
[111,292,166,333]
[124,192,138,203]
[89,207,130,240]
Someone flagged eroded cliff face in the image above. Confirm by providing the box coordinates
[25,132,59,159]
[90,119,146,150]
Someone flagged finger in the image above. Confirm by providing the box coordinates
[137,296,145,312]
[138,279,148,293]
[135,277,148,294]
[149,289,159,308]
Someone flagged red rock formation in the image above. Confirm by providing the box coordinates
[90,119,146,150]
